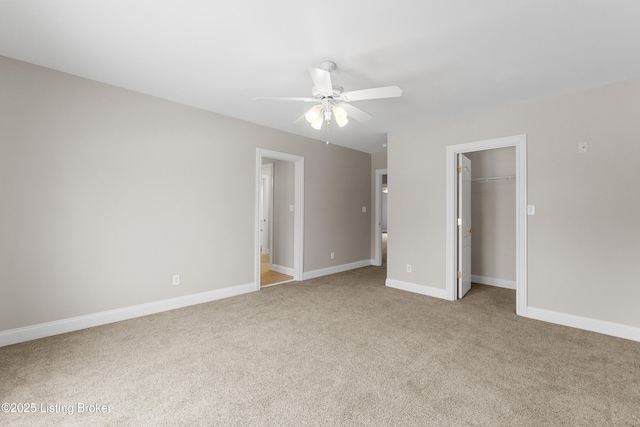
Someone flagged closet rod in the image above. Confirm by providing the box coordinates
[471,175,516,183]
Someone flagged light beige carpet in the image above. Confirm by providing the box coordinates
[1,263,639,426]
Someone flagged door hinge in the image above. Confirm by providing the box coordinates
[457,271,462,279]
[457,166,462,173]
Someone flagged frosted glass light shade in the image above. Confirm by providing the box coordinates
[305,106,321,124]
[332,105,348,127]
[310,117,323,130]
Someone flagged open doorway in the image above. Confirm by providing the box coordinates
[255,149,304,290]
[457,148,517,298]
[466,148,517,290]
[445,134,528,316]
[260,158,294,287]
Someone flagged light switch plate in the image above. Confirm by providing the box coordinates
[527,205,536,215]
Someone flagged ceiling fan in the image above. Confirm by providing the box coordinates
[254,61,402,130]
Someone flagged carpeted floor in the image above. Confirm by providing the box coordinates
[1,260,639,426]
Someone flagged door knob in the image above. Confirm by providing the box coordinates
[469,228,474,233]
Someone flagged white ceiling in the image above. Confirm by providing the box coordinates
[2,0,640,153]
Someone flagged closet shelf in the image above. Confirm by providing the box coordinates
[472,175,516,183]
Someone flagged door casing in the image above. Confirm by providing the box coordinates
[445,134,527,316]
[255,149,304,290]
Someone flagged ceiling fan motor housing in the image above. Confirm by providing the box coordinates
[311,85,344,100]
[319,61,337,72]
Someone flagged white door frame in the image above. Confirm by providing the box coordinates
[445,134,527,316]
[255,148,304,290]
[374,168,388,266]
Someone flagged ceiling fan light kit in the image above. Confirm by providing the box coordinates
[255,61,402,131]
[332,105,348,127]
[305,106,323,130]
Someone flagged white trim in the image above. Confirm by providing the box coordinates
[373,168,388,267]
[303,260,372,280]
[470,274,516,290]
[271,264,294,276]
[385,279,448,300]
[445,134,528,314]
[0,283,256,347]
[527,307,640,343]
[256,149,305,288]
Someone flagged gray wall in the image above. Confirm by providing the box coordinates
[466,147,516,283]
[388,76,640,329]
[0,56,371,330]
[271,159,294,269]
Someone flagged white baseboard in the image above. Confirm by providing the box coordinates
[471,274,516,290]
[385,278,450,300]
[526,307,640,343]
[271,264,294,276]
[303,260,372,280]
[385,279,640,342]
[0,282,256,347]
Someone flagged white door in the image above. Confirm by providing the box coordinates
[260,176,269,254]
[260,163,274,256]
[458,154,472,298]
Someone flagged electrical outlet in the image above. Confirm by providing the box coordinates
[172,274,180,286]
[330,252,335,260]
[406,264,412,273]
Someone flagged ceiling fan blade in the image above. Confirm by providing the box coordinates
[309,68,333,96]
[340,103,372,122]
[254,97,315,102]
[294,113,306,124]
[342,86,402,102]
